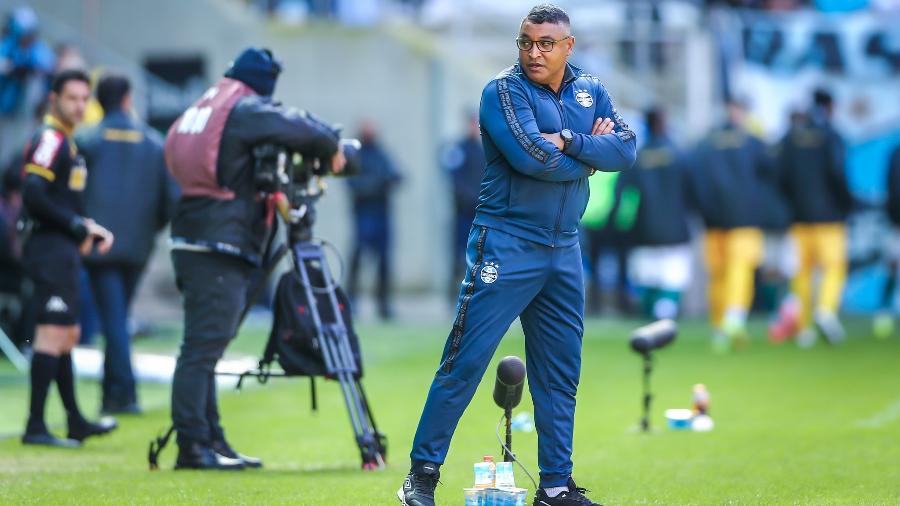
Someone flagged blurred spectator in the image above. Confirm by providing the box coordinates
[54,42,87,72]
[346,119,402,320]
[874,144,900,338]
[440,111,484,302]
[0,99,46,349]
[778,89,853,347]
[614,107,692,321]
[0,161,32,348]
[75,73,179,414]
[581,171,634,316]
[0,6,55,159]
[764,111,802,343]
[689,99,768,351]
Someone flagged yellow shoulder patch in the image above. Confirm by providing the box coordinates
[103,128,144,143]
[25,163,56,182]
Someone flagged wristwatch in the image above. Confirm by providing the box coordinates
[560,129,574,153]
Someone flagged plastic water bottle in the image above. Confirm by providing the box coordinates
[495,461,515,489]
[691,384,714,432]
[474,455,496,489]
[692,384,709,415]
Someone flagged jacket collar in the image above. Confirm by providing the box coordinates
[101,109,136,127]
[514,61,582,93]
[44,114,74,137]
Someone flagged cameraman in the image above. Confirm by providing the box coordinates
[164,48,345,470]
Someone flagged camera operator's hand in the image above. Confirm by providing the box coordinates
[80,218,114,256]
[331,150,347,175]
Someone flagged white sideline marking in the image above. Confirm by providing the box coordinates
[854,398,900,429]
[71,347,259,389]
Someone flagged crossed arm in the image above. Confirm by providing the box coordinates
[542,88,637,173]
[481,78,635,182]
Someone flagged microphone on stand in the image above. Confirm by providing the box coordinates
[628,320,678,432]
[629,319,677,356]
[493,356,526,462]
[493,356,526,410]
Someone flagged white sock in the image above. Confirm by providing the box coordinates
[544,486,568,498]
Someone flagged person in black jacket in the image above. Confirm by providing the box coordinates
[765,111,802,343]
[346,119,402,320]
[689,99,769,351]
[164,48,345,470]
[20,69,118,447]
[440,112,485,302]
[75,73,180,415]
[778,89,852,347]
[615,107,691,320]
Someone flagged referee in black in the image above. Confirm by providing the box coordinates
[20,69,117,447]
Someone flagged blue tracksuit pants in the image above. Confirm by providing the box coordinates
[410,225,585,488]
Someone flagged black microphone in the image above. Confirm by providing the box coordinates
[493,356,526,410]
[630,319,678,355]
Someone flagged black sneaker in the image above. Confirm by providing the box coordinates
[67,416,118,442]
[175,441,245,471]
[533,478,602,506]
[211,439,263,468]
[397,463,440,506]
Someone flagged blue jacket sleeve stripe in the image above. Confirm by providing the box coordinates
[497,79,549,163]
[481,78,593,182]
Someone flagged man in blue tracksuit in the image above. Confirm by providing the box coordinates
[397,5,636,506]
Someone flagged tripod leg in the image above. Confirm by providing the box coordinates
[293,242,385,468]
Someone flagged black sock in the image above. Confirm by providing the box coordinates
[27,352,60,434]
[56,353,86,426]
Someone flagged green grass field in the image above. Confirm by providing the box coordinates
[1,317,898,505]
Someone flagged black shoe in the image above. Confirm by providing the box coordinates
[397,463,440,506]
[67,416,118,442]
[211,439,263,468]
[101,401,142,416]
[22,431,81,448]
[175,441,245,471]
[533,478,602,506]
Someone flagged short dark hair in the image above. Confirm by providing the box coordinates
[524,4,570,26]
[813,88,833,109]
[96,73,131,112]
[645,107,666,135]
[50,69,90,95]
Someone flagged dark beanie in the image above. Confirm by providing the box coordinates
[224,48,282,97]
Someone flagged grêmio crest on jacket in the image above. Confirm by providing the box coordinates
[574,90,593,108]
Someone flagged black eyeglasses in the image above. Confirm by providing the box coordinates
[516,36,572,52]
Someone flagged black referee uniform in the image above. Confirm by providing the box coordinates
[21,114,114,446]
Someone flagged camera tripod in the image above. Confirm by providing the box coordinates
[232,179,387,469]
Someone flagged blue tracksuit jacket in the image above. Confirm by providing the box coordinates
[474,62,636,247]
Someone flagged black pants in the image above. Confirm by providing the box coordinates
[171,250,251,446]
[86,263,143,408]
[347,210,392,317]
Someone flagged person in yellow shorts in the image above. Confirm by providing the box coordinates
[688,99,771,351]
[776,89,853,347]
